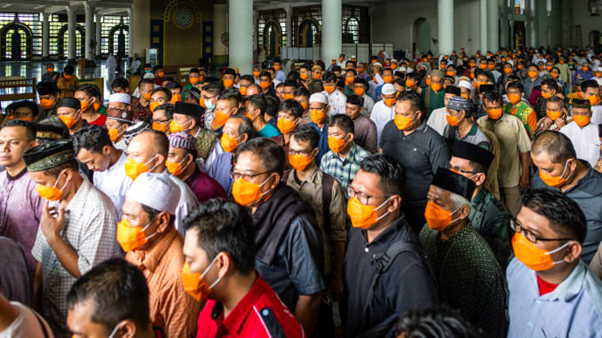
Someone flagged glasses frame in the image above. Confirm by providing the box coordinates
[510,219,573,244]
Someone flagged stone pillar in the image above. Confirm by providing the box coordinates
[66,6,76,61]
[480,0,488,52]
[95,12,102,57]
[437,0,454,55]
[42,12,49,60]
[132,0,151,59]
[488,0,499,51]
[285,4,292,47]
[322,0,342,62]
[213,3,228,64]
[84,1,95,60]
[529,0,538,48]
[229,0,254,74]
[128,7,133,57]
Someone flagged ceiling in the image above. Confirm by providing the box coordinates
[0,0,133,16]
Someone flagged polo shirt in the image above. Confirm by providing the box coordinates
[196,274,304,338]
[507,258,602,337]
[443,123,490,149]
[256,123,281,138]
[308,122,329,165]
[477,113,531,188]
[560,122,601,168]
[344,217,439,337]
[426,106,447,136]
[207,152,234,196]
[533,163,602,263]
[380,121,449,205]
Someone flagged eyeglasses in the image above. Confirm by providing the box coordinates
[347,186,389,205]
[230,170,272,181]
[153,118,171,125]
[108,107,128,114]
[448,164,479,175]
[287,148,313,156]
[510,219,573,244]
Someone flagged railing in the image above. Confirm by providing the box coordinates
[0,77,37,102]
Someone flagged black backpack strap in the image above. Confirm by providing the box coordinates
[33,310,50,338]
[363,241,428,315]
[321,173,334,232]
[258,307,287,338]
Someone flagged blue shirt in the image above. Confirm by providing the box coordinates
[257,123,281,138]
[308,122,329,165]
[207,152,233,196]
[507,258,602,338]
[373,84,384,102]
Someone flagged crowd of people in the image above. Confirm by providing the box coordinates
[1,45,602,338]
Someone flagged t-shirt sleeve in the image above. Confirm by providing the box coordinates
[284,214,325,295]
[516,120,532,153]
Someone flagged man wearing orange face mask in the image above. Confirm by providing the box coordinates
[56,98,86,136]
[131,79,154,123]
[120,172,201,337]
[276,99,303,147]
[232,138,325,336]
[503,81,538,137]
[582,79,602,125]
[293,86,311,125]
[352,78,374,115]
[533,78,560,120]
[42,62,59,83]
[152,65,164,87]
[344,154,438,337]
[306,92,331,164]
[221,68,236,90]
[74,84,106,127]
[345,94,377,154]
[322,72,347,116]
[535,95,571,135]
[23,139,121,338]
[422,70,446,116]
[104,93,134,151]
[523,64,541,100]
[477,91,531,217]
[506,189,602,337]
[182,68,202,102]
[373,68,394,102]
[574,61,594,84]
[558,99,601,167]
[420,168,506,337]
[273,60,286,83]
[57,65,78,99]
[36,81,61,121]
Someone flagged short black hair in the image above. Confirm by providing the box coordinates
[323,72,337,83]
[138,78,154,88]
[547,96,565,108]
[521,188,587,243]
[290,124,320,149]
[582,79,599,92]
[2,119,36,142]
[541,78,558,92]
[75,84,102,101]
[155,103,174,119]
[278,99,303,119]
[204,81,224,96]
[483,91,503,105]
[329,114,355,135]
[246,94,267,115]
[218,89,242,106]
[151,87,172,101]
[531,131,576,164]
[230,114,255,139]
[259,71,272,80]
[283,80,298,89]
[12,100,39,117]
[240,74,255,83]
[183,199,256,274]
[293,86,310,99]
[234,137,285,176]
[111,78,129,91]
[264,95,279,118]
[360,153,405,196]
[396,91,423,113]
[391,306,484,338]
[72,125,113,154]
[67,258,150,336]
[165,81,182,91]
[346,94,364,107]
[63,65,75,74]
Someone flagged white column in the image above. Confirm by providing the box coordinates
[213,3,227,61]
[322,0,342,62]
[66,6,76,60]
[488,0,499,51]
[128,7,133,57]
[229,0,253,74]
[285,4,292,47]
[42,12,50,59]
[529,0,538,47]
[437,0,454,55]
[95,12,102,56]
[84,1,95,60]
[480,0,488,52]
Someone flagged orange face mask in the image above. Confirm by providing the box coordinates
[169,119,191,134]
[313,73,322,80]
[158,71,164,78]
[469,62,476,68]
[124,156,157,181]
[170,94,182,105]
[446,71,455,77]
[58,115,78,129]
[143,92,151,101]
[446,113,460,127]
[277,118,297,134]
[324,85,335,94]
[79,100,91,112]
[461,93,469,100]
[181,259,221,301]
[512,232,570,271]
[425,201,459,231]
[166,157,188,176]
[347,196,392,229]
[300,102,308,111]
[116,217,158,252]
[528,71,538,79]
[354,87,365,96]
[383,75,393,84]
[394,114,414,130]
[546,110,562,121]
[551,72,559,79]
[504,68,512,74]
[383,97,396,107]
[328,135,348,153]
[431,83,442,93]
[64,74,72,79]
[199,97,206,108]
[300,73,309,80]
[479,64,487,70]
[260,81,270,90]
[405,79,415,88]
[213,110,230,127]
[274,65,281,71]
[221,133,240,153]
[107,126,125,142]
[253,71,260,77]
[289,154,313,171]
[573,115,590,127]
[231,174,274,206]
[582,66,589,72]
[40,98,56,110]
[539,161,571,188]
[345,77,354,86]
[508,93,521,105]
[36,171,68,201]
[587,95,601,106]
[487,64,494,71]
[541,92,553,99]
[190,77,199,85]
[283,94,295,100]
[486,108,503,120]
[596,71,602,78]
[223,79,234,88]
[150,101,161,113]
[310,109,325,124]
[152,121,169,133]
[426,78,432,87]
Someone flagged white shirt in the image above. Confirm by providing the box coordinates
[362,94,375,116]
[161,171,199,235]
[560,122,601,167]
[0,302,54,338]
[591,105,602,125]
[93,151,132,218]
[426,106,448,136]
[326,89,347,116]
[370,100,395,145]
[368,73,384,98]
[114,139,127,152]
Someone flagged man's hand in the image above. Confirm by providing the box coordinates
[40,201,65,243]
[519,171,530,190]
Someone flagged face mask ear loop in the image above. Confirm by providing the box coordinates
[375,196,394,222]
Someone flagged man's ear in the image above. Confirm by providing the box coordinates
[563,241,582,264]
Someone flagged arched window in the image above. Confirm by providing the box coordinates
[345,17,359,44]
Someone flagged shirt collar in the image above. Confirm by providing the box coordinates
[6,167,27,181]
[138,226,179,273]
[216,274,270,334]
[337,143,357,164]
[538,261,588,302]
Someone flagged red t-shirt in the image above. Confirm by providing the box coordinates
[196,274,304,338]
[89,114,107,127]
[537,274,559,296]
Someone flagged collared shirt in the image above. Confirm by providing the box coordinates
[477,114,531,188]
[113,138,127,152]
[426,106,447,136]
[444,123,490,149]
[345,217,439,337]
[380,121,449,205]
[504,102,538,133]
[469,189,511,266]
[32,179,121,338]
[420,224,507,337]
[285,165,346,276]
[320,143,371,196]
[326,89,347,116]
[422,87,445,115]
[0,168,43,276]
[370,100,395,144]
[185,167,226,201]
[92,151,131,218]
[507,258,602,337]
[152,172,198,236]
[131,97,152,122]
[196,275,305,338]
[362,93,375,115]
[353,115,378,153]
[560,122,601,167]
[308,122,329,165]
[126,226,200,338]
[207,152,233,196]
[533,163,602,263]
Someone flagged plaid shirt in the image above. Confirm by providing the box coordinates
[32,179,121,338]
[320,143,371,198]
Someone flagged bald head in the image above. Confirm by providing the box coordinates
[531,131,576,164]
[246,84,261,97]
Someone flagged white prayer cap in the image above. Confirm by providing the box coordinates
[398,67,407,72]
[458,80,473,91]
[309,92,329,105]
[373,62,383,68]
[594,78,602,86]
[109,93,131,105]
[382,84,396,95]
[126,173,180,215]
[143,72,155,79]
